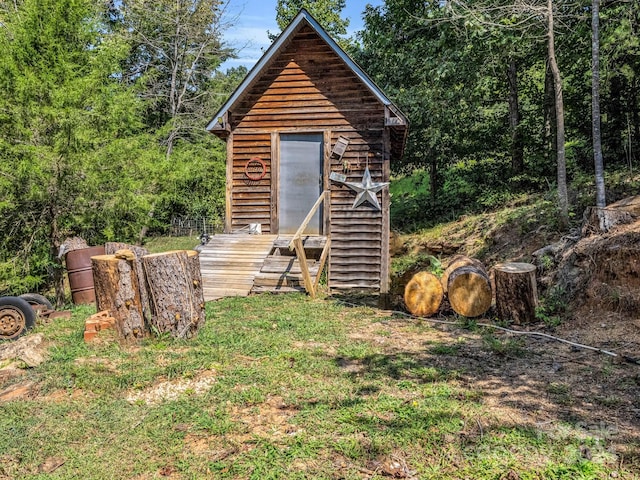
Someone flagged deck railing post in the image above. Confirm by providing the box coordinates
[288,190,330,297]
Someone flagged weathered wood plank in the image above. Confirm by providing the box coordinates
[199,234,277,301]
[273,235,327,249]
[251,286,305,294]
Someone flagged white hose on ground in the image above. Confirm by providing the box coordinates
[334,299,640,365]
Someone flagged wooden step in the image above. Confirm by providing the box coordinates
[253,272,306,288]
[251,286,306,294]
[259,256,319,275]
[198,234,277,301]
[273,235,328,250]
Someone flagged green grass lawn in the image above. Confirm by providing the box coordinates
[0,294,635,479]
[144,235,201,253]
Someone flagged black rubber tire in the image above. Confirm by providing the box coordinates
[19,293,54,310]
[0,296,36,340]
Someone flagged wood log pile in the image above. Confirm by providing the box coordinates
[91,244,205,341]
[404,255,538,324]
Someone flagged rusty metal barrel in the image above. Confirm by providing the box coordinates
[65,246,105,304]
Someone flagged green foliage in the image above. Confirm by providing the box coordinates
[482,333,526,357]
[274,0,350,46]
[0,0,236,295]
[391,251,443,278]
[357,0,640,232]
[536,287,568,328]
[0,0,147,294]
[390,157,519,229]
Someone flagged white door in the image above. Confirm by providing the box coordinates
[279,133,323,234]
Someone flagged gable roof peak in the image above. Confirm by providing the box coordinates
[206,8,407,132]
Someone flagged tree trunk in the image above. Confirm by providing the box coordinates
[581,205,634,235]
[429,154,438,204]
[494,262,538,324]
[592,0,606,215]
[92,254,146,340]
[142,250,205,339]
[404,271,443,317]
[105,242,151,323]
[544,60,556,165]
[444,258,492,318]
[547,0,569,229]
[49,203,65,308]
[447,268,492,318]
[508,57,524,174]
[441,255,486,294]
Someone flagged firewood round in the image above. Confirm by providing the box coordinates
[446,263,492,318]
[404,271,444,317]
[441,255,487,294]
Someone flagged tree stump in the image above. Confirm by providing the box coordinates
[105,242,151,323]
[582,206,633,235]
[142,250,205,339]
[404,271,443,317]
[493,262,538,324]
[445,258,492,318]
[91,254,146,340]
[441,255,486,293]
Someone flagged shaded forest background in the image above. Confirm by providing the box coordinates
[1,0,639,296]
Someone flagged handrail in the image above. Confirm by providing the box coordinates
[288,190,331,298]
[288,190,329,250]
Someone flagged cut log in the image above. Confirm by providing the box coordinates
[441,255,486,293]
[404,271,443,317]
[92,254,146,340]
[493,262,538,324]
[142,250,205,339]
[105,242,151,323]
[446,261,492,318]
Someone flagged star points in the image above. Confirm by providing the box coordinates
[333,167,388,210]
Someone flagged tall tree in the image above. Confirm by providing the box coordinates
[546,0,569,228]
[117,0,234,240]
[120,0,233,156]
[272,0,349,46]
[592,0,606,211]
[0,0,146,301]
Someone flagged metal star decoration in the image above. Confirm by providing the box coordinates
[330,167,389,210]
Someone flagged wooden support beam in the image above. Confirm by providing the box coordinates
[313,236,331,293]
[288,191,328,250]
[293,236,315,298]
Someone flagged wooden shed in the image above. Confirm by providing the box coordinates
[203,9,408,299]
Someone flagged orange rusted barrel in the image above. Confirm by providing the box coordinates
[65,246,105,304]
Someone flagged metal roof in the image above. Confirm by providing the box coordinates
[206,8,408,131]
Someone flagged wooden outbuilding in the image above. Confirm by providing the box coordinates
[203,9,408,298]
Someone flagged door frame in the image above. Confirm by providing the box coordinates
[272,129,331,235]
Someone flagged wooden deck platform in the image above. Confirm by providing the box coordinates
[199,234,278,300]
[198,234,328,300]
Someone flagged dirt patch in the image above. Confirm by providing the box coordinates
[125,370,218,405]
[525,218,640,361]
[227,394,300,442]
[340,313,640,464]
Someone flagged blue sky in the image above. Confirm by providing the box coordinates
[221,0,384,70]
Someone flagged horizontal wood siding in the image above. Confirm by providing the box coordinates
[328,131,386,291]
[231,133,272,232]
[229,24,390,292]
[234,26,384,132]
